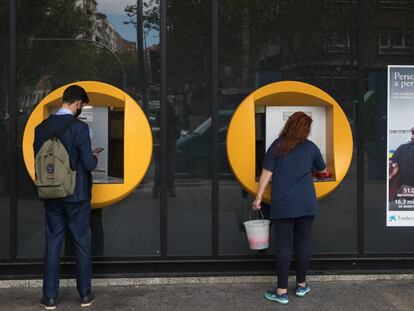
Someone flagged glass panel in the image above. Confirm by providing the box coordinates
[166,0,212,255]
[0,0,10,257]
[364,4,414,253]
[379,32,389,47]
[390,32,403,47]
[17,0,160,257]
[405,33,413,48]
[219,1,358,255]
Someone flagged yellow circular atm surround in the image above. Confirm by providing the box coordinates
[227,81,353,203]
[23,81,153,208]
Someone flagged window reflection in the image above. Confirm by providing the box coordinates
[166,0,212,256]
[219,0,358,255]
[17,0,161,257]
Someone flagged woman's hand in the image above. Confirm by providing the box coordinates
[253,169,272,210]
[252,196,262,210]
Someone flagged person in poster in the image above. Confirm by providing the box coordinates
[388,65,414,225]
[389,127,414,205]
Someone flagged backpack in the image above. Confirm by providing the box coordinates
[34,118,77,199]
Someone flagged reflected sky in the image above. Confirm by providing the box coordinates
[96,0,159,46]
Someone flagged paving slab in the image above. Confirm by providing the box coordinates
[0,280,413,311]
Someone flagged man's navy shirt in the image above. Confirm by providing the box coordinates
[391,142,414,187]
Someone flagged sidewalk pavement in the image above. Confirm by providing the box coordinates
[0,278,413,311]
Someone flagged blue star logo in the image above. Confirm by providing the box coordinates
[389,215,397,222]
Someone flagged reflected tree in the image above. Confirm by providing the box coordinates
[16,0,129,114]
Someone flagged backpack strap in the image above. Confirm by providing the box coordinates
[42,117,77,139]
[55,117,77,138]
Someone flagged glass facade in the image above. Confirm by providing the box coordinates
[218,0,358,255]
[0,0,10,257]
[1,0,414,272]
[15,0,160,258]
[166,0,212,256]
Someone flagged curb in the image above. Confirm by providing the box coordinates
[0,274,414,288]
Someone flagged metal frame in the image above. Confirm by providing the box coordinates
[136,0,148,110]
[4,0,414,277]
[8,0,17,260]
[160,0,168,258]
[1,257,414,279]
[356,0,366,256]
[211,0,219,257]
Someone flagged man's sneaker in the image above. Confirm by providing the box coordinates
[40,297,56,310]
[80,295,95,307]
[296,284,311,297]
[264,289,289,305]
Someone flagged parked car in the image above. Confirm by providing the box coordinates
[175,110,233,177]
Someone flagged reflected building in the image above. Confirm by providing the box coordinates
[76,0,99,41]
[96,13,136,54]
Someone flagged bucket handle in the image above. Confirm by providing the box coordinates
[249,209,265,221]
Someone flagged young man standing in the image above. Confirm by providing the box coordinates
[34,85,98,309]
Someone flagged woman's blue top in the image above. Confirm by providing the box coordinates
[262,138,326,219]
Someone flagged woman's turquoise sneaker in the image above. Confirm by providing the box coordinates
[264,289,289,305]
[295,284,311,297]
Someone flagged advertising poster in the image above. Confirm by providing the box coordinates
[387,65,414,226]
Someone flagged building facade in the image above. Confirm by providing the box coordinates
[1,0,414,277]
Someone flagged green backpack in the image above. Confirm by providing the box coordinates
[34,118,77,199]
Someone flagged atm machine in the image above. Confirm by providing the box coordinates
[255,105,335,182]
[78,106,124,184]
[22,81,152,208]
[227,81,353,202]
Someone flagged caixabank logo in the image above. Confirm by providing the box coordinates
[398,216,414,222]
[388,213,414,226]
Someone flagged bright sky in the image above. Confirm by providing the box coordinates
[96,0,159,46]
[97,0,135,16]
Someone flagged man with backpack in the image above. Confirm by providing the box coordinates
[34,85,99,310]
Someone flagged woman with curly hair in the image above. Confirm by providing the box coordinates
[252,111,328,305]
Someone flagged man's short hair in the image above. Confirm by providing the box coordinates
[62,85,90,104]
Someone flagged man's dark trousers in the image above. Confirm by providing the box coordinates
[43,200,92,300]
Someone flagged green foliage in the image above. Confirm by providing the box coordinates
[17,0,87,89]
[16,0,126,96]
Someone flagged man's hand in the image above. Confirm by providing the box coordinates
[93,147,103,157]
[389,161,399,179]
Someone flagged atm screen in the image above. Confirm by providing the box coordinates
[255,108,266,179]
[79,106,124,184]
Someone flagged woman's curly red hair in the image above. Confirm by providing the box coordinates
[274,111,312,156]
